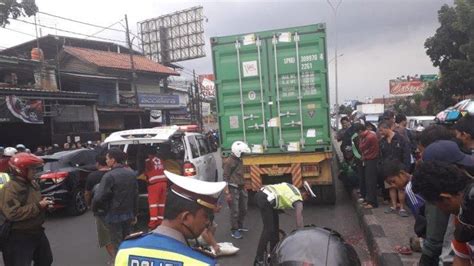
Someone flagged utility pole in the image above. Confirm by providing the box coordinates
[125,14,142,127]
[327,0,342,127]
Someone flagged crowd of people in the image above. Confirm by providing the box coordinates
[337,110,474,265]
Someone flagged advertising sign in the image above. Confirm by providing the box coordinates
[199,74,215,98]
[389,80,426,96]
[150,110,163,123]
[0,95,44,124]
[138,93,180,108]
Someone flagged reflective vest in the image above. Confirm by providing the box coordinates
[264,183,303,210]
[0,172,10,190]
[115,233,216,266]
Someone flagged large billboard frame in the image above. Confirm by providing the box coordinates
[138,6,205,63]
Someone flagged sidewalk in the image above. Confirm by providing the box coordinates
[351,190,421,266]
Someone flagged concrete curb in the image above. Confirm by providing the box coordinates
[351,190,404,266]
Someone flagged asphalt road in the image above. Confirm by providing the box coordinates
[5,152,371,266]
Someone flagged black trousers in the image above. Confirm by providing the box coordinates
[364,159,379,208]
[2,230,53,266]
[255,191,279,261]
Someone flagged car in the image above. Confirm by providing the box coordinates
[38,148,98,216]
[435,99,474,124]
[103,125,218,183]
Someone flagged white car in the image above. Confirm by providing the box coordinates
[103,125,218,182]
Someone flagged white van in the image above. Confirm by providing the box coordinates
[406,116,435,131]
[103,126,218,182]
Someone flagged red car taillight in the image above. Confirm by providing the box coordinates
[40,171,68,184]
[183,162,197,176]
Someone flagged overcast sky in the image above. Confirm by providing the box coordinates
[0,0,453,103]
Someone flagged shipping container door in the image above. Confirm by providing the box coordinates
[214,36,272,150]
[266,28,330,151]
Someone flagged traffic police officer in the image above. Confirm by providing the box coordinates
[115,170,226,266]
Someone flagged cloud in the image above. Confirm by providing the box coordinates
[0,0,453,103]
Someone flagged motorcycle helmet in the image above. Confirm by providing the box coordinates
[15,144,26,152]
[9,153,44,179]
[231,141,250,158]
[4,147,18,157]
[271,226,361,266]
[455,183,474,243]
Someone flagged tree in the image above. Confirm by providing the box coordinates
[0,0,38,27]
[425,0,474,99]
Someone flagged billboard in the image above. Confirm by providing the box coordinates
[138,93,180,108]
[139,6,205,63]
[199,74,215,98]
[389,80,426,96]
[0,96,43,124]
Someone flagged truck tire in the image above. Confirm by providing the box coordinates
[67,188,88,216]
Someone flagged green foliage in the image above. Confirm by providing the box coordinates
[0,0,38,27]
[338,105,353,116]
[425,0,474,97]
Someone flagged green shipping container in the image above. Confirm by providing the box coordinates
[212,24,331,154]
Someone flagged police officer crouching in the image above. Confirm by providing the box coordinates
[115,170,226,266]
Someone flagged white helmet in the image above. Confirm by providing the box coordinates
[4,147,18,157]
[231,141,251,158]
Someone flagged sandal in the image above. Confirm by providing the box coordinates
[399,209,409,217]
[394,245,412,255]
[384,207,396,214]
[363,204,375,209]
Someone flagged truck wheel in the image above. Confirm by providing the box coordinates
[67,188,88,216]
[310,183,336,205]
[247,190,257,207]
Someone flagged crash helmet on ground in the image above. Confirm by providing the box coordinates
[455,183,474,243]
[271,226,361,266]
[4,147,18,157]
[8,153,44,179]
[231,141,250,158]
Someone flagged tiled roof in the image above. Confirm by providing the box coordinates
[63,46,179,76]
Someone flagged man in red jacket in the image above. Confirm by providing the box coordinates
[355,123,379,209]
[144,146,167,230]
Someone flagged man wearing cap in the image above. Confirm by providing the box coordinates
[115,171,226,266]
[253,181,316,266]
[418,140,474,266]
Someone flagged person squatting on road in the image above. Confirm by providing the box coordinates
[0,153,53,266]
[93,148,139,257]
[114,171,226,266]
[84,153,114,261]
[223,141,250,239]
[253,181,316,266]
[144,146,167,230]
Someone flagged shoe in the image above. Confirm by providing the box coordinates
[238,227,249,232]
[384,207,396,214]
[399,209,409,217]
[231,230,243,239]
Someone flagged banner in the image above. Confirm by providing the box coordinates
[389,80,426,95]
[199,74,215,98]
[0,96,44,124]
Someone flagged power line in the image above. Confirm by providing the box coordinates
[13,18,128,44]
[37,11,125,33]
[85,20,124,40]
[0,26,36,37]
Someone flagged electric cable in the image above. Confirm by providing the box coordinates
[37,11,125,33]
[0,26,36,37]
[13,18,127,44]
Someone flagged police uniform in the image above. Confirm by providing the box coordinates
[254,182,314,264]
[115,171,226,266]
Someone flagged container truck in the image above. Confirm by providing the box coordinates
[211,24,337,204]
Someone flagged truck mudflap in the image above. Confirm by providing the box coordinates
[242,152,334,191]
